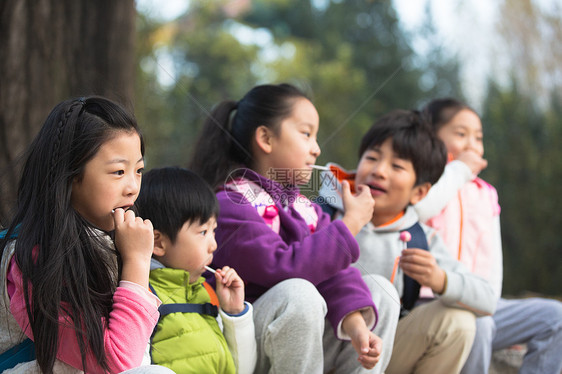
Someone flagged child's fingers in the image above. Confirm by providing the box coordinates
[123,208,138,222]
[357,334,382,369]
[358,356,378,369]
[401,249,435,270]
[217,266,237,285]
[358,354,379,369]
[341,179,351,197]
[355,184,374,203]
[355,183,368,195]
[371,334,383,356]
[112,207,125,226]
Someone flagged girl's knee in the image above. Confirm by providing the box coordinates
[263,278,327,319]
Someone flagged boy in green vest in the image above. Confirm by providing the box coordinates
[135,167,256,374]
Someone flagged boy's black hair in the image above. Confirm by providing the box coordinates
[358,109,447,186]
[135,167,219,243]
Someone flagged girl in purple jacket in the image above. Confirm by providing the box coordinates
[190,83,400,374]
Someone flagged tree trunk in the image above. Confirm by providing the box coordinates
[0,0,136,223]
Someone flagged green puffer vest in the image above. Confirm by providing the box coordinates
[149,268,236,374]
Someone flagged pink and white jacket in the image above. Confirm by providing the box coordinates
[415,161,503,300]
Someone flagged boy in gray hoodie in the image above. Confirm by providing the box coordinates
[318,109,496,374]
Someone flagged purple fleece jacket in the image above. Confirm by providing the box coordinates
[209,169,377,337]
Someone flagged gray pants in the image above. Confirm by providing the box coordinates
[461,297,562,374]
[252,276,400,374]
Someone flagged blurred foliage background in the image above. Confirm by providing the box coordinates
[134,0,561,297]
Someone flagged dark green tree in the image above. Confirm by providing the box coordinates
[481,79,562,296]
[136,2,261,168]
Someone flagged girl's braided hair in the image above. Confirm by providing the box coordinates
[1,96,143,373]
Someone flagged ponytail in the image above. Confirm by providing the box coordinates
[189,83,309,189]
[189,100,242,189]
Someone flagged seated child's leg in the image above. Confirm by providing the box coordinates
[460,316,496,374]
[386,300,476,374]
[252,278,327,374]
[322,274,400,374]
[492,297,562,374]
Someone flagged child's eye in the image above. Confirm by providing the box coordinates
[113,170,125,176]
[200,230,207,236]
[455,132,466,138]
[366,156,377,162]
[137,167,144,174]
[302,132,311,138]
[392,163,405,170]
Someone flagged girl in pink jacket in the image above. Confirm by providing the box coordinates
[416,98,562,374]
[0,97,172,374]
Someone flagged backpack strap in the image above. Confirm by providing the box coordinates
[0,225,19,239]
[158,303,218,318]
[0,338,36,372]
[318,201,337,218]
[400,222,430,316]
[0,225,35,370]
[148,283,219,319]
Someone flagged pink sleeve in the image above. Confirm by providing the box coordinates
[8,257,160,373]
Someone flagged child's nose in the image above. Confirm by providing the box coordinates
[371,162,387,178]
[467,137,482,154]
[125,175,141,196]
[209,236,218,253]
[311,141,321,157]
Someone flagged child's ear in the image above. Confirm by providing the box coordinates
[153,230,167,257]
[254,125,274,154]
[409,182,431,205]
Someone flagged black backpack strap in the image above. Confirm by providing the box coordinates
[318,200,337,218]
[148,282,219,361]
[148,283,158,298]
[159,303,218,318]
[0,226,35,370]
[0,338,36,372]
[400,222,430,316]
[149,282,219,319]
